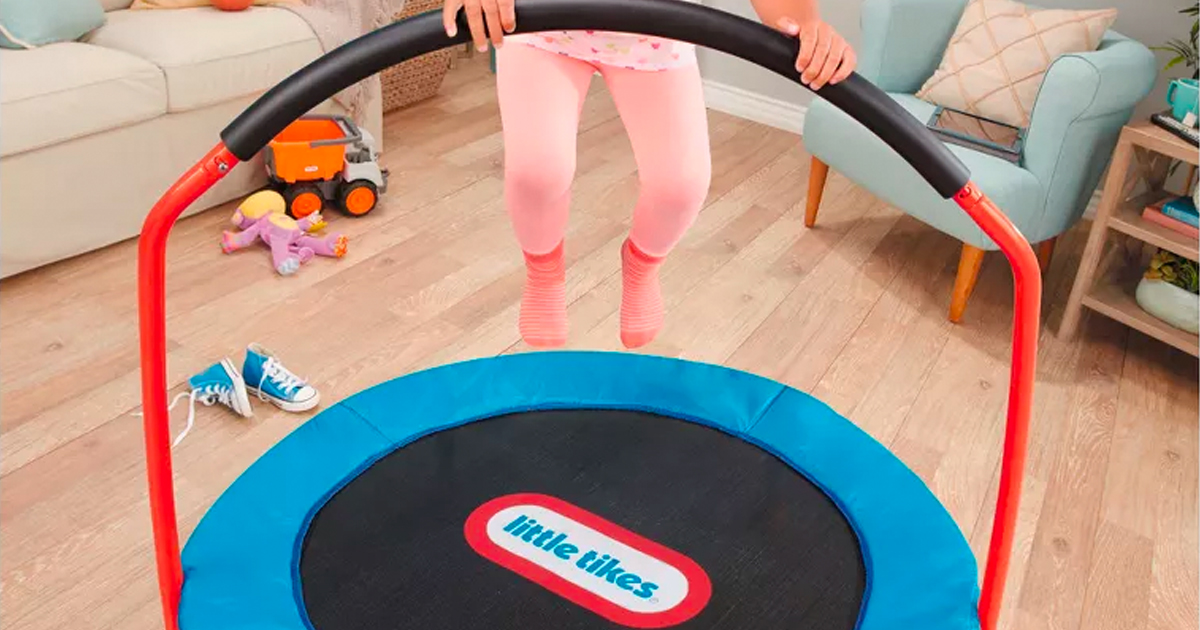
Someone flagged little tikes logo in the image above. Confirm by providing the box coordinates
[465,493,712,628]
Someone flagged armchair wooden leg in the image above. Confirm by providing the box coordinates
[1036,238,1057,274]
[949,244,986,323]
[805,157,830,228]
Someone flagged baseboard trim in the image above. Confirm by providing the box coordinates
[1083,188,1103,218]
[702,79,807,135]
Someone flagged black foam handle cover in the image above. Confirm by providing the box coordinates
[220,0,969,198]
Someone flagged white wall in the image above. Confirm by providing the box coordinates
[1049,0,1193,120]
[699,0,1190,126]
[699,0,860,105]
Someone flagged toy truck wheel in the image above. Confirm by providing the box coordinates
[338,180,378,217]
[285,184,324,219]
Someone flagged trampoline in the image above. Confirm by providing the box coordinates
[136,2,1042,630]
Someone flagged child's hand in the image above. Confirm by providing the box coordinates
[443,0,516,53]
[777,17,857,90]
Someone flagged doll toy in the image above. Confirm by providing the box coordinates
[221,190,348,275]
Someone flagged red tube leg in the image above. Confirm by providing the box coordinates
[953,183,1041,630]
[138,144,238,630]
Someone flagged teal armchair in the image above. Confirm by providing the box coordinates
[802,0,1157,321]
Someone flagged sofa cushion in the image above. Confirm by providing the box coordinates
[0,42,166,157]
[85,6,323,113]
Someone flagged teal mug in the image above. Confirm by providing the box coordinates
[1167,78,1199,123]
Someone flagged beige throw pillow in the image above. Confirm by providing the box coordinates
[917,0,1117,128]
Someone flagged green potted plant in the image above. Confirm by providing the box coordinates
[1155,4,1199,79]
[1136,249,1199,334]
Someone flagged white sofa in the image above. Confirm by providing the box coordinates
[0,1,383,277]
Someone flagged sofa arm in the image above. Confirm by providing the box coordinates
[857,0,967,93]
[1022,33,1157,233]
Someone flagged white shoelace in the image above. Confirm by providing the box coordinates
[257,358,306,401]
[163,385,236,448]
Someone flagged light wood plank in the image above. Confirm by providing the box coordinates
[1077,521,1155,630]
[1017,314,1130,630]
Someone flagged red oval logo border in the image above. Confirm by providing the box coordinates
[464,493,712,628]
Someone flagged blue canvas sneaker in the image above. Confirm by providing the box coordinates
[164,358,253,447]
[242,343,320,412]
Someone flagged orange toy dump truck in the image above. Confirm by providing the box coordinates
[265,115,388,218]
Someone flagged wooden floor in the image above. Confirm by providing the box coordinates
[2,57,1196,630]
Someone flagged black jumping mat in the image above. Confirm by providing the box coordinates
[299,409,866,629]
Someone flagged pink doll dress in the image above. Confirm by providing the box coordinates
[508,24,697,71]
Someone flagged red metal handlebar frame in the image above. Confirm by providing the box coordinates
[136,144,1039,630]
[138,144,238,630]
[954,183,1041,630]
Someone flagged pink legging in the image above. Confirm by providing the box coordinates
[497,43,712,257]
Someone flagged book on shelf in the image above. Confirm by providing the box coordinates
[1161,195,1198,228]
[1143,197,1200,239]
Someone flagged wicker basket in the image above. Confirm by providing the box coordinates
[381,0,453,112]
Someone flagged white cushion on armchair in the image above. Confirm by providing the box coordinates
[85,6,323,112]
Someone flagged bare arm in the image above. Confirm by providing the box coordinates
[748,0,857,89]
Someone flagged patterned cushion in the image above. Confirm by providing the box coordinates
[917,0,1117,127]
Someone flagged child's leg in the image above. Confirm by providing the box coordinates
[601,63,712,347]
[497,43,596,347]
[498,44,594,254]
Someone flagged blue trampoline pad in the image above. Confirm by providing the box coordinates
[178,351,980,630]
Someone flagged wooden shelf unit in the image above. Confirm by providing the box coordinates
[1061,123,1199,357]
